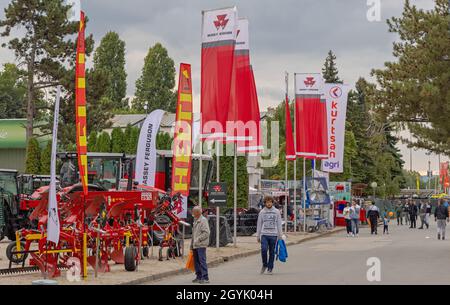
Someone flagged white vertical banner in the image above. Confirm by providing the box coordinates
[65,0,81,22]
[47,86,62,245]
[135,110,165,187]
[321,84,350,173]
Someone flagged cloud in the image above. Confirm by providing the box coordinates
[0,0,440,172]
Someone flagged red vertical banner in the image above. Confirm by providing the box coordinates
[201,7,238,141]
[75,11,88,196]
[228,19,261,153]
[171,64,193,218]
[243,66,262,153]
[295,73,328,159]
[440,162,450,191]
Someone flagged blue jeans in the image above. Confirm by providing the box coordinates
[261,235,277,271]
[351,219,359,235]
[193,248,209,281]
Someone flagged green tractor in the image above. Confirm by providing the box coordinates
[0,169,23,241]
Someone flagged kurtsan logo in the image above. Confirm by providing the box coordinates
[214,14,229,30]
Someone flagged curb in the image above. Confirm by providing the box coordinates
[120,227,346,285]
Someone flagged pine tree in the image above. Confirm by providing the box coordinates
[322,50,342,84]
[124,125,140,154]
[0,63,26,119]
[40,140,52,175]
[88,131,98,152]
[133,43,176,113]
[56,68,114,148]
[96,132,111,153]
[156,132,173,150]
[372,0,450,154]
[0,0,87,142]
[110,127,125,153]
[25,138,41,174]
[94,32,127,110]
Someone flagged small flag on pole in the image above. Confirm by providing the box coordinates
[47,86,62,245]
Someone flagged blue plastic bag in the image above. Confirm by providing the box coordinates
[275,239,288,263]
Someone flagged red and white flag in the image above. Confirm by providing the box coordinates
[227,19,262,153]
[201,7,238,141]
[295,73,328,159]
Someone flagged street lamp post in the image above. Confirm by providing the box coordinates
[370,182,378,200]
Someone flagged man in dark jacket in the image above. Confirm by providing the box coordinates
[409,201,418,229]
[435,200,449,240]
[366,202,380,235]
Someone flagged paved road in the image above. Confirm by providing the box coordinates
[152,220,450,285]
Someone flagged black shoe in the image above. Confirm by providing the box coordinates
[438,234,441,240]
[443,237,446,240]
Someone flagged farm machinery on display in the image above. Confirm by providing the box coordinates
[0,151,212,277]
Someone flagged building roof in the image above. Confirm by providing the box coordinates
[0,119,50,149]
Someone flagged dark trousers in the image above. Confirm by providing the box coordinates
[261,235,277,271]
[370,217,378,234]
[383,225,389,234]
[410,216,416,228]
[397,216,402,225]
[193,248,209,281]
[345,219,352,234]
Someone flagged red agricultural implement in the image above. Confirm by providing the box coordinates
[1,151,213,277]
[1,182,184,277]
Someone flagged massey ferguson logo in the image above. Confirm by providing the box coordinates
[304,77,316,88]
[214,14,229,30]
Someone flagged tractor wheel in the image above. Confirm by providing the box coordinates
[124,246,137,272]
[6,241,27,264]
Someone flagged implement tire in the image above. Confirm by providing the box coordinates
[6,241,27,264]
[124,246,137,272]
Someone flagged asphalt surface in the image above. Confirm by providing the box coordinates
[151,219,450,285]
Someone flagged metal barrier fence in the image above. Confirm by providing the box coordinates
[374,198,440,214]
[223,213,258,237]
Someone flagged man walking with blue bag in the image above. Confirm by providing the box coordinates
[257,196,283,275]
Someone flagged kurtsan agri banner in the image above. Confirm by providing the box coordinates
[321,84,350,173]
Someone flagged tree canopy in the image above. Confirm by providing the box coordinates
[372,0,450,155]
[133,43,176,113]
[94,31,128,110]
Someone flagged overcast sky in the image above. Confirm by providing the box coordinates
[0,0,448,174]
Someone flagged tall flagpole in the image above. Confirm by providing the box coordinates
[233,143,237,247]
[199,140,203,208]
[303,158,307,232]
[216,141,220,249]
[284,72,289,233]
[293,73,297,232]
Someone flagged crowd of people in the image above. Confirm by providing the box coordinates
[342,198,450,239]
[374,199,450,240]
